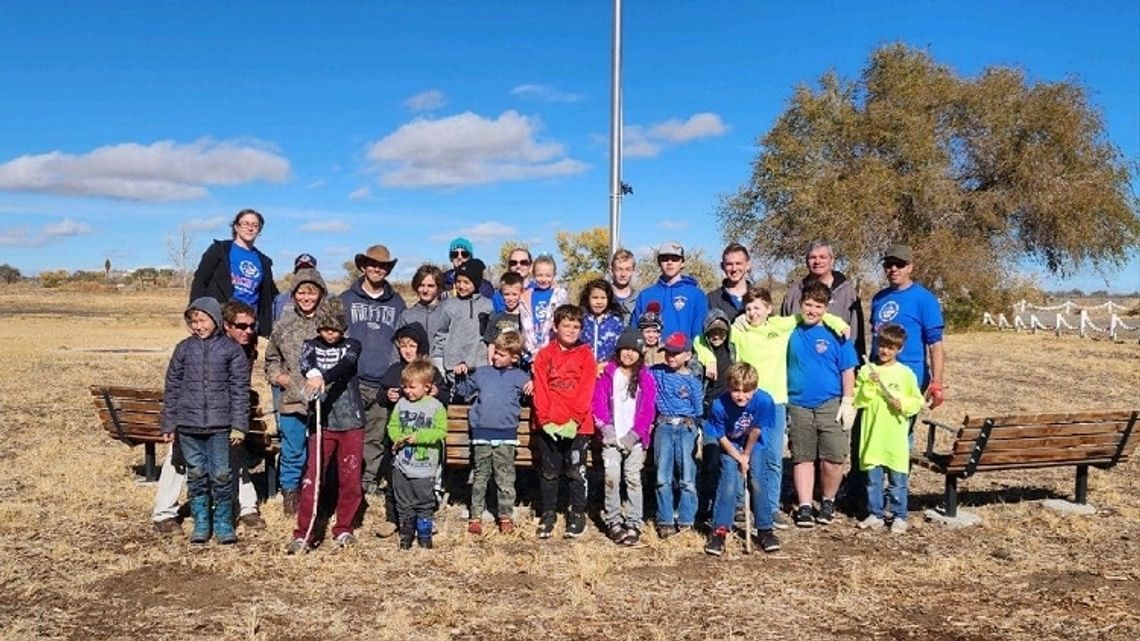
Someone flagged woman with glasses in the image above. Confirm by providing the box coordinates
[441,236,494,299]
[191,208,279,338]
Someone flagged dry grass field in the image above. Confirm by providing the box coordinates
[0,287,1137,641]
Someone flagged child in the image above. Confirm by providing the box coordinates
[386,359,448,549]
[854,324,923,534]
[455,331,530,535]
[730,284,849,529]
[532,304,597,539]
[400,264,447,362]
[592,327,657,545]
[692,308,735,522]
[432,258,493,396]
[161,297,250,545]
[287,299,365,554]
[638,301,666,367]
[521,254,569,355]
[786,281,859,528]
[703,362,778,556]
[484,271,529,365]
[650,332,704,538]
[579,278,625,366]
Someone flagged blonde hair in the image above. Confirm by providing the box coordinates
[493,330,524,357]
[401,358,435,386]
[725,362,759,391]
[533,254,557,274]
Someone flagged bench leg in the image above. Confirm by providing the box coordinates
[144,443,158,482]
[945,476,958,518]
[1074,465,1089,504]
[265,453,278,500]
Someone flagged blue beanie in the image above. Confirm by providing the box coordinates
[449,237,474,255]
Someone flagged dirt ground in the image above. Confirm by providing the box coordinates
[0,288,1137,641]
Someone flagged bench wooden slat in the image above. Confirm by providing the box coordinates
[973,411,1136,428]
[947,444,1121,468]
[950,431,1123,455]
[956,420,1130,441]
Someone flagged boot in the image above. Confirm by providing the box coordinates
[282,490,299,516]
[188,495,211,544]
[398,518,415,550]
[416,517,434,549]
[213,499,238,545]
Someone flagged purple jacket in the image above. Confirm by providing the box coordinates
[591,362,658,448]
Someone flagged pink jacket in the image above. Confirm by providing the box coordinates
[591,362,657,448]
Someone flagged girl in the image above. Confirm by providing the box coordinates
[191,209,278,338]
[579,279,625,366]
[521,254,568,354]
[591,327,658,545]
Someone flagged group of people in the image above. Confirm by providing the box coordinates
[155,208,947,556]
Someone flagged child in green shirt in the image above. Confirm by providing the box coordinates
[387,359,448,549]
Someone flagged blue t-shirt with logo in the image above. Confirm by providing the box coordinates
[787,323,859,409]
[870,283,944,389]
[531,286,554,330]
[229,244,263,307]
[704,390,776,448]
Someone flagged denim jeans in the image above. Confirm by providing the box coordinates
[653,420,699,527]
[712,449,764,531]
[179,431,233,504]
[758,404,786,526]
[277,412,309,492]
[602,443,646,527]
[866,465,908,520]
[152,442,259,521]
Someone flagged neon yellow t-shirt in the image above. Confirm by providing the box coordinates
[730,313,849,404]
[854,362,925,473]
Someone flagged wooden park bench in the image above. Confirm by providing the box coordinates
[917,409,1138,517]
[444,404,602,468]
[89,386,279,494]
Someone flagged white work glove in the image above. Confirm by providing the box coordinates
[836,397,856,433]
[599,424,617,447]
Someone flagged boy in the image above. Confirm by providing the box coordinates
[161,297,250,545]
[854,324,924,534]
[387,359,448,549]
[638,301,666,367]
[609,248,638,317]
[692,308,735,522]
[532,304,597,539]
[484,271,527,365]
[432,258,492,398]
[650,332,704,538]
[631,241,708,341]
[287,299,366,553]
[703,362,778,555]
[787,281,859,528]
[455,331,530,535]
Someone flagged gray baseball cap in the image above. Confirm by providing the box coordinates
[656,241,685,259]
[883,245,913,263]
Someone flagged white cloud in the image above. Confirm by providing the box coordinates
[647,113,727,142]
[366,110,589,188]
[305,178,328,189]
[181,216,228,233]
[658,219,689,230]
[0,138,290,201]
[621,126,664,158]
[348,186,371,201]
[404,89,447,112]
[429,221,518,243]
[510,84,586,103]
[0,217,93,247]
[299,220,351,233]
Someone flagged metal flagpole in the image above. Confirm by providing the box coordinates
[608,0,623,259]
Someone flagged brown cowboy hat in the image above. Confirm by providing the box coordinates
[354,244,398,270]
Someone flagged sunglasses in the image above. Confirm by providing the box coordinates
[509,259,532,267]
[882,259,909,270]
[449,249,470,259]
[658,254,683,263]
[230,322,256,331]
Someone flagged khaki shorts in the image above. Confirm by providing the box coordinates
[788,399,847,464]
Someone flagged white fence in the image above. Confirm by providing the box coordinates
[982,300,1139,342]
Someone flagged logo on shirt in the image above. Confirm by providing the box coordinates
[672,295,687,311]
[677,385,690,399]
[815,339,829,354]
[729,412,753,439]
[239,260,260,278]
[878,301,899,323]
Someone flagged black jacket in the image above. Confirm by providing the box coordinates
[191,239,278,337]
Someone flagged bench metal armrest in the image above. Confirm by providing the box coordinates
[921,419,957,459]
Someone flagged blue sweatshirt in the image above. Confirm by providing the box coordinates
[340,278,407,385]
[456,365,531,442]
[631,274,709,341]
[650,364,704,418]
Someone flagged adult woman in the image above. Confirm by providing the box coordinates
[191,209,278,338]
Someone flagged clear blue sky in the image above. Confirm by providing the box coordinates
[1,1,1137,292]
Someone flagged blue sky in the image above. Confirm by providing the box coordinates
[1,1,1137,292]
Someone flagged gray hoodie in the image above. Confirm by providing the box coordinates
[431,293,492,370]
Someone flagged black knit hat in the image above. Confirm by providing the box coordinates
[454,258,486,292]
[615,327,645,354]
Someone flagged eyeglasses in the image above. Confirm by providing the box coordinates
[658,254,683,263]
[230,322,256,331]
[449,249,470,259]
[236,222,261,230]
[882,259,909,270]
[509,259,532,267]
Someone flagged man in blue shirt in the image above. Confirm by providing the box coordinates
[870,245,945,403]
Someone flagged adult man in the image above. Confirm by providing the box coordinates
[609,248,638,318]
[781,241,865,360]
[869,245,944,403]
[151,300,266,533]
[340,244,407,495]
[631,241,708,341]
[706,243,752,320]
[492,247,534,312]
[442,237,494,298]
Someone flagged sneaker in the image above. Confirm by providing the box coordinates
[417,536,434,549]
[857,515,885,530]
[756,529,781,553]
[607,521,626,544]
[374,522,398,538]
[621,527,641,546]
[772,511,791,531]
[890,518,908,535]
[793,505,815,528]
[656,524,675,539]
[497,518,514,535]
[153,518,181,535]
[704,528,728,556]
[536,512,556,539]
[334,532,357,548]
[676,525,694,535]
[816,499,836,526]
[467,519,483,535]
[565,511,586,539]
[238,513,267,530]
[285,538,309,555]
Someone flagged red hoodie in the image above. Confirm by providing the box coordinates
[532,341,597,434]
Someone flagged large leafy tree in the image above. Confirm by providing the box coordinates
[719,44,1139,325]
